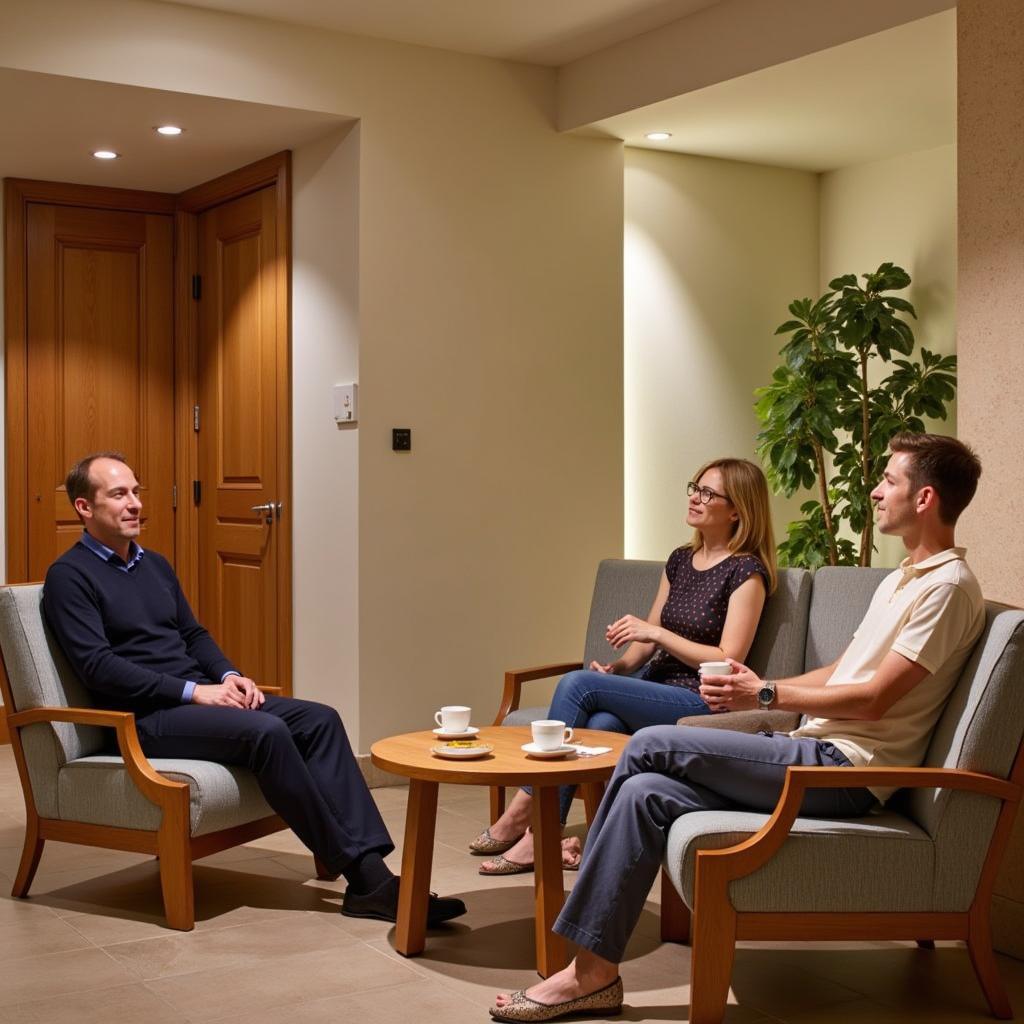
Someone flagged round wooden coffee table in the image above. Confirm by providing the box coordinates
[370,726,628,976]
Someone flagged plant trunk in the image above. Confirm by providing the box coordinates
[858,350,873,566]
[813,440,840,566]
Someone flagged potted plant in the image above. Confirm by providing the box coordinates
[754,263,957,568]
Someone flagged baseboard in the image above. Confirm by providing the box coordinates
[356,752,406,789]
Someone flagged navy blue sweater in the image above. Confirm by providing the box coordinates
[43,542,238,716]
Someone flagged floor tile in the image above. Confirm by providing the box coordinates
[146,944,422,1020]
[0,946,137,1005]
[0,981,186,1024]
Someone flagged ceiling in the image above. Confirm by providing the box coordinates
[591,10,956,172]
[0,68,349,193]
[165,0,722,66]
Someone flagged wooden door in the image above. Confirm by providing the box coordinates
[22,202,175,580]
[195,184,286,685]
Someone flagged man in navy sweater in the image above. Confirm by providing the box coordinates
[43,452,465,926]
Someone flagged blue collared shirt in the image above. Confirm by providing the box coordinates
[78,531,237,703]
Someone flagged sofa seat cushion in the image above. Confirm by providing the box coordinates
[57,756,273,836]
[665,808,935,913]
[501,706,549,726]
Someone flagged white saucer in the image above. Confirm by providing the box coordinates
[431,743,493,760]
[432,725,480,739]
[521,742,577,759]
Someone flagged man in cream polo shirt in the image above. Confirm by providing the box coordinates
[490,432,986,1024]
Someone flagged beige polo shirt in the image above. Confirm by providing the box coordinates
[790,548,984,802]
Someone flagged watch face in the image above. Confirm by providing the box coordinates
[758,686,774,705]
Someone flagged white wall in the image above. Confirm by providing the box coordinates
[624,148,818,560]
[291,124,361,726]
[819,143,957,567]
[0,0,625,749]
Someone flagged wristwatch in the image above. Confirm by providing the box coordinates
[757,679,776,709]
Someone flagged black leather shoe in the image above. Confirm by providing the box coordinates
[340,876,467,926]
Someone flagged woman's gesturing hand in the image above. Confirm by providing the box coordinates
[606,614,661,650]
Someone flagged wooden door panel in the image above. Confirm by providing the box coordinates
[25,203,174,580]
[197,185,280,683]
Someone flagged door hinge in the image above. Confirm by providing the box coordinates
[192,274,202,300]
[172,484,177,509]
[193,480,202,506]
[193,405,200,432]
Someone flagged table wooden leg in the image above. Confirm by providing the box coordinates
[581,781,604,826]
[532,785,568,977]
[395,778,438,957]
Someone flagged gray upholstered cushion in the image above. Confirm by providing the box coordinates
[804,566,889,670]
[581,559,663,669]
[0,584,106,817]
[745,568,812,679]
[58,757,274,836]
[502,706,549,726]
[898,605,1024,909]
[666,808,934,912]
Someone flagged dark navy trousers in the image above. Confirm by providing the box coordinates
[135,695,393,873]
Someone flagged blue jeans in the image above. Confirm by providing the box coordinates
[523,670,711,823]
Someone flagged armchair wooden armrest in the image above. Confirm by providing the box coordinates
[260,686,283,695]
[7,706,188,808]
[492,662,583,725]
[700,764,1021,889]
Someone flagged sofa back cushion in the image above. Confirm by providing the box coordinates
[745,568,811,679]
[582,560,663,668]
[804,567,890,670]
[0,584,105,818]
[899,604,1024,909]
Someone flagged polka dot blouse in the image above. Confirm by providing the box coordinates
[641,546,769,694]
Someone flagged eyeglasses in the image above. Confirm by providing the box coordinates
[687,481,730,505]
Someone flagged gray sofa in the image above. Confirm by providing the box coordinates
[497,559,1024,1022]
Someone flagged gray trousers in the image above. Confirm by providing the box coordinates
[553,725,876,963]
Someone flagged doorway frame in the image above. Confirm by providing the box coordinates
[3,152,292,691]
[3,178,176,584]
[175,151,293,691]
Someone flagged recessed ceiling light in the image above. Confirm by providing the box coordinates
[92,150,119,160]
[645,131,672,142]
[155,125,184,136]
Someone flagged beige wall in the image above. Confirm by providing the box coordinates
[0,0,625,748]
[819,143,957,568]
[957,0,1024,960]
[623,148,817,559]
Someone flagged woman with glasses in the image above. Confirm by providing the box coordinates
[473,458,777,874]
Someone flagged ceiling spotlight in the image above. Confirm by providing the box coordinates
[92,150,119,160]
[155,125,184,136]
[645,131,672,142]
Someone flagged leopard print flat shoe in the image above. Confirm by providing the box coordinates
[469,827,525,855]
[489,977,623,1022]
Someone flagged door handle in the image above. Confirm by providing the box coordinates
[251,502,275,524]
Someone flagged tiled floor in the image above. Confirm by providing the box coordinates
[0,744,1021,1023]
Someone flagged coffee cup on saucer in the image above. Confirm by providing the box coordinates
[434,705,472,734]
[531,719,574,752]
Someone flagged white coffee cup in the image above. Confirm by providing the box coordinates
[434,705,471,733]
[531,719,574,751]
[699,661,733,678]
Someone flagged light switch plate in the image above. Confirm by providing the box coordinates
[333,382,358,423]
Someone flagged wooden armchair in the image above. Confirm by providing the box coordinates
[0,582,332,931]
[660,600,1024,1023]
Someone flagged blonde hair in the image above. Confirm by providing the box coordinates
[688,457,777,593]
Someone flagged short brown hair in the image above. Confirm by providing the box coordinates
[889,432,981,525]
[65,451,131,515]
